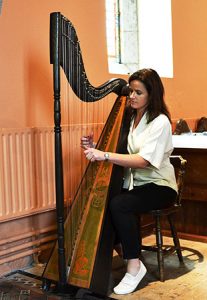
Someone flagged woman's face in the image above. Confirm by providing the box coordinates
[128,80,149,112]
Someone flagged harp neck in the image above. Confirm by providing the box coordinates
[50,12,127,102]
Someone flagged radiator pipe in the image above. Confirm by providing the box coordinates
[0,243,53,265]
[0,225,56,246]
[0,235,56,257]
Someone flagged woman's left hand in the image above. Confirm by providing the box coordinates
[84,148,105,162]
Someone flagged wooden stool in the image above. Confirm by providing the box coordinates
[142,155,187,281]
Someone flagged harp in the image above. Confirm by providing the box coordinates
[42,12,128,296]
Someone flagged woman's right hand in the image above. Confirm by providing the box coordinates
[80,132,95,149]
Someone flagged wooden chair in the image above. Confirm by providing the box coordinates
[142,155,187,282]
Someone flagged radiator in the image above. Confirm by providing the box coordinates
[0,124,103,222]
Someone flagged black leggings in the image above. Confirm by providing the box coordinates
[109,183,177,259]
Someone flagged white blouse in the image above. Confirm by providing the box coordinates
[123,112,177,192]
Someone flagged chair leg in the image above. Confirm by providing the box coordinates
[167,214,183,263]
[155,215,164,282]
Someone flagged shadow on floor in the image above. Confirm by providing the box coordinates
[111,245,204,293]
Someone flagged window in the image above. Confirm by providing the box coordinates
[0,0,3,15]
[105,0,173,78]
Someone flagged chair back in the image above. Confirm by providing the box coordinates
[173,119,191,135]
[170,155,187,206]
[195,116,207,132]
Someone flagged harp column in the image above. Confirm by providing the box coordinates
[51,12,67,288]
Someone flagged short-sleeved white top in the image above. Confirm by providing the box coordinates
[123,112,177,192]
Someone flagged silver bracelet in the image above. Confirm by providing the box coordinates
[104,152,110,161]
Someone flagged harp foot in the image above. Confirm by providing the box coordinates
[42,278,51,291]
[75,288,115,299]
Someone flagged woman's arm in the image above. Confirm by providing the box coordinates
[84,148,149,169]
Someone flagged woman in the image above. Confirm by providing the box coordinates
[81,68,177,295]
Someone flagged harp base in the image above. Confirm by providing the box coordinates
[75,288,116,300]
[42,279,116,299]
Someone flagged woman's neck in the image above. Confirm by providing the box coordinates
[133,109,146,128]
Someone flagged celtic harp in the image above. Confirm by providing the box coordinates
[42,12,128,296]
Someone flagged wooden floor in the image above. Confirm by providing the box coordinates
[0,235,207,299]
[111,236,207,300]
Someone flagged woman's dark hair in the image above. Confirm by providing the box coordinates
[128,68,171,123]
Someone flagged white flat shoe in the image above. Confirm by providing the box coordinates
[113,261,147,295]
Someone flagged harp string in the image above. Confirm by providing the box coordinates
[60,16,111,252]
[62,17,75,248]
[61,21,70,247]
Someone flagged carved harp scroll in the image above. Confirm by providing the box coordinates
[43,12,128,294]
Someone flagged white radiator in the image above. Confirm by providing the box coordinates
[0,124,103,222]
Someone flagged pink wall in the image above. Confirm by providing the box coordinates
[165,0,207,120]
[0,0,207,128]
[0,0,111,128]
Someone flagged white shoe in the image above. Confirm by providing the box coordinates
[113,261,147,295]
